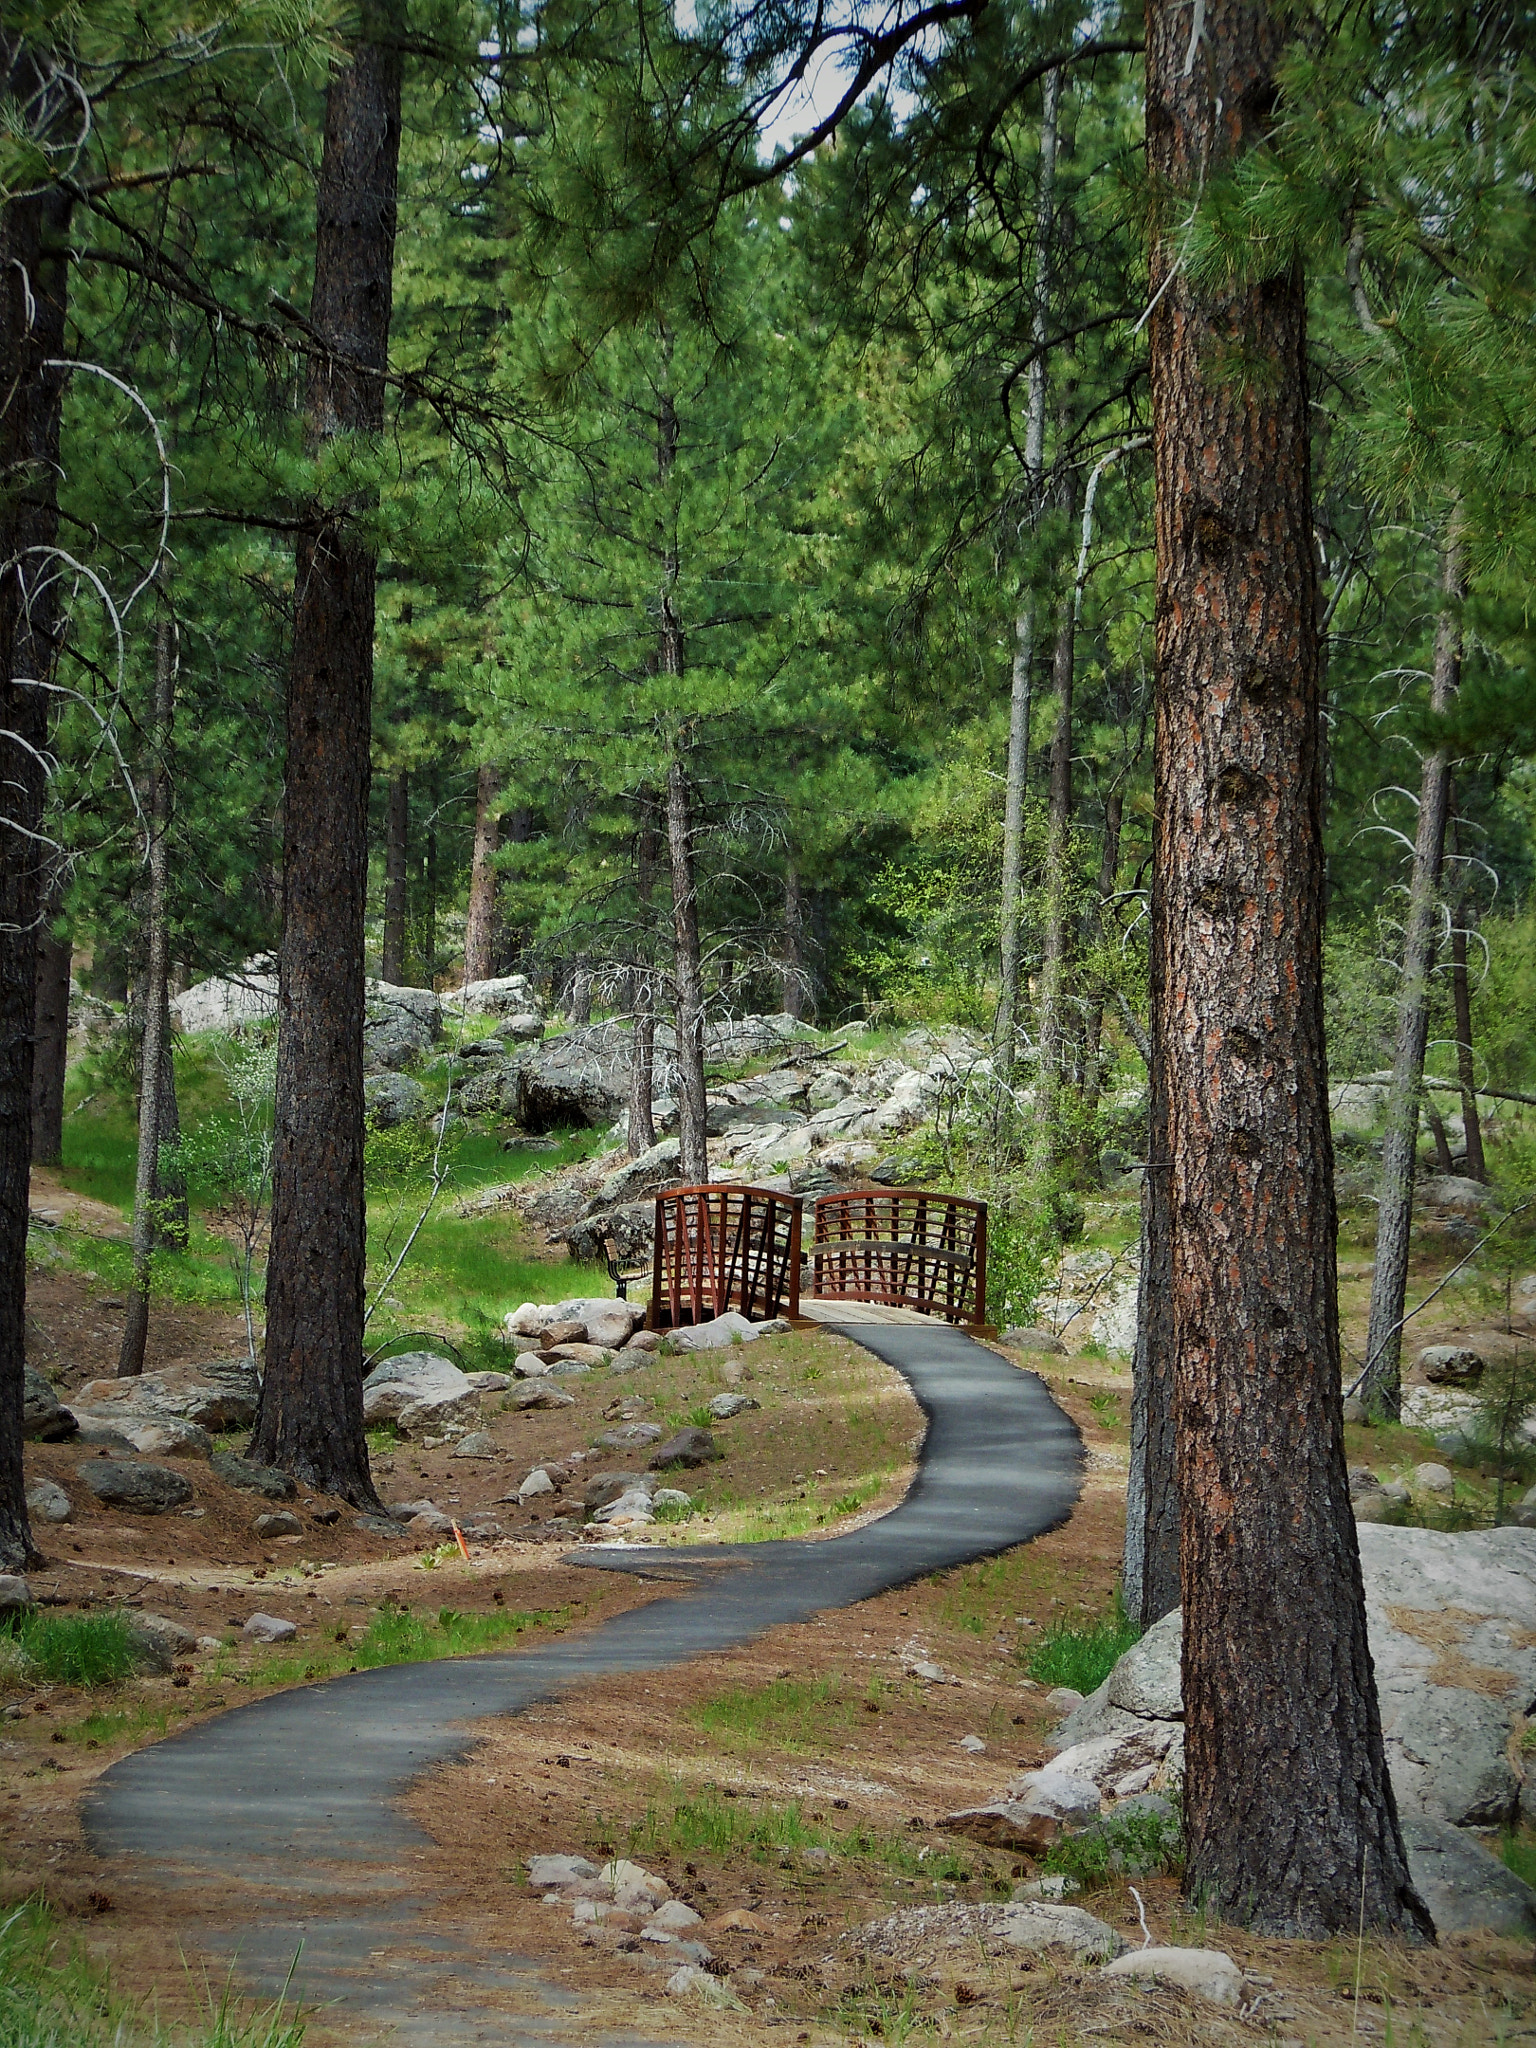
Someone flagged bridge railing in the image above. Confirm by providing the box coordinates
[648,1184,802,1331]
[808,1189,988,1327]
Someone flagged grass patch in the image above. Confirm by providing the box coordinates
[614,1787,979,1887]
[61,1701,186,1748]
[1024,1594,1141,1693]
[688,1673,885,1753]
[1501,1829,1536,1889]
[256,1603,568,1688]
[0,1894,306,2048]
[1042,1804,1182,1893]
[8,1611,137,1687]
[689,1468,897,1544]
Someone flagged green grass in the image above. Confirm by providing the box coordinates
[1042,1803,1183,1892]
[1024,1595,1141,1694]
[0,1895,307,2048]
[256,1602,567,1687]
[61,1701,186,1748]
[688,1468,897,1544]
[688,1673,887,1753]
[8,1611,138,1687]
[1501,1829,1536,1888]
[614,1786,980,1887]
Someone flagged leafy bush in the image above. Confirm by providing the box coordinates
[1025,1595,1141,1694]
[1044,1803,1183,1892]
[987,1205,1054,1328]
[9,1611,137,1687]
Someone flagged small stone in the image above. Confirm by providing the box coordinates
[0,1574,33,1614]
[649,1427,720,1469]
[210,1451,296,1500]
[25,1478,71,1523]
[907,1659,948,1683]
[1417,1345,1485,1387]
[999,1902,1123,1960]
[450,1432,499,1459]
[707,1392,760,1420]
[311,1506,340,1525]
[707,1908,770,1934]
[945,1771,1101,1851]
[253,1510,302,1538]
[122,1418,213,1459]
[519,1468,557,1499]
[1414,1461,1455,1496]
[1101,1947,1242,2005]
[127,1613,197,1672]
[407,1509,455,1536]
[1001,1327,1067,1355]
[510,1380,576,1410]
[622,1329,661,1353]
[527,1853,598,1889]
[959,1735,986,1754]
[80,1459,193,1514]
[242,1613,298,1643]
[464,1372,511,1393]
[648,1900,703,1932]
[603,1858,671,1910]
[1347,1466,1381,1495]
[595,1423,664,1451]
[1044,1686,1084,1713]
[651,1488,692,1509]
[353,1513,407,1538]
[1341,1395,1367,1424]
[1012,1874,1080,1902]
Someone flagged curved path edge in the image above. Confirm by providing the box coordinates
[85,1322,1083,2047]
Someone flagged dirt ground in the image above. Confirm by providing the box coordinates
[7,1222,1536,2046]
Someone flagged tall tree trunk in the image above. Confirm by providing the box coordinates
[781,860,804,1019]
[668,759,708,1184]
[1360,537,1461,1418]
[567,963,593,1027]
[1030,577,1077,1175]
[629,805,659,1156]
[462,762,499,985]
[381,769,408,983]
[30,892,69,1168]
[1123,968,1179,1628]
[118,615,176,1379]
[996,65,1060,1079]
[1147,0,1428,1936]
[253,2,402,1506]
[1450,833,1486,1180]
[0,149,69,1571]
[1079,786,1123,1116]
[152,990,188,1249]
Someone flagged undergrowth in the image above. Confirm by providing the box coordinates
[1023,1595,1141,1694]
[612,1787,981,1888]
[1042,1804,1183,1892]
[5,1611,138,1687]
[0,1896,306,2048]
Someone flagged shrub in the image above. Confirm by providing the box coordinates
[1044,1803,1183,1892]
[1025,1595,1141,1694]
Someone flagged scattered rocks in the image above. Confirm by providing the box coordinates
[648,1427,720,1469]
[79,1459,193,1514]
[25,1478,71,1523]
[210,1452,296,1500]
[1101,1948,1242,2004]
[943,1769,1101,1850]
[450,1432,500,1459]
[253,1509,303,1538]
[242,1613,298,1643]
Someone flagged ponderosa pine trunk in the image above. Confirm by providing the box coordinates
[1360,538,1461,1418]
[253,2,402,1505]
[118,615,176,1378]
[628,805,659,1157]
[1147,0,1428,1936]
[31,913,69,1168]
[1030,580,1076,1175]
[1123,969,1179,1626]
[995,65,1060,1080]
[462,762,499,985]
[781,860,804,1019]
[153,993,188,1249]
[0,144,68,1571]
[668,758,708,1184]
[381,769,408,983]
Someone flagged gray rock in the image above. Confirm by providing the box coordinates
[508,1379,575,1411]
[242,1612,298,1643]
[586,1138,682,1215]
[354,1513,406,1539]
[944,1771,1100,1851]
[120,1417,212,1459]
[1403,1814,1536,1936]
[25,1478,71,1523]
[361,1352,479,1437]
[561,1203,654,1270]
[1102,1948,1242,2004]
[649,1427,720,1469]
[595,1422,665,1451]
[1419,1175,1498,1212]
[450,1432,500,1459]
[1001,1327,1067,1355]
[707,1392,760,1420]
[518,1468,556,1499]
[503,1021,673,1131]
[592,1489,657,1525]
[1106,1607,1183,1719]
[406,1509,455,1536]
[127,1613,197,1673]
[1414,1461,1456,1495]
[998,1902,1123,1960]
[527,1852,598,1889]
[1050,1676,1148,1751]
[1417,1344,1485,1387]
[364,1072,427,1127]
[652,1488,692,1509]
[71,1359,259,1432]
[456,974,542,1019]
[583,1470,658,1510]
[172,962,278,1035]
[387,1498,439,1521]
[22,1365,76,1441]
[253,1510,303,1537]
[0,1575,33,1613]
[464,1372,510,1393]
[80,1459,193,1514]
[665,1312,760,1353]
[72,1419,136,1450]
[505,1297,644,1349]
[210,1452,296,1500]
[1377,1683,1520,1827]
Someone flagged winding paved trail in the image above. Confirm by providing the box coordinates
[86,1322,1081,2048]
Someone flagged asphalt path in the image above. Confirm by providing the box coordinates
[86,1321,1082,2047]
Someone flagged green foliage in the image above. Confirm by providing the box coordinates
[350,1604,562,1668]
[985,1204,1054,1329]
[617,1786,974,1886]
[1042,1803,1183,1893]
[1024,1596,1141,1694]
[7,1611,137,1688]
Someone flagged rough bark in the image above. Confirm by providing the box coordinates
[118,616,176,1378]
[1360,538,1460,1418]
[0,138,68,1571]
[30,906,69,1167]
[254,2,402,1506]
[628,805,659,1156]
[1147,0,1429,1937]
[566,964,593,1027]
[995,65,1059,1079]
[462,762,499,985]
[668,759,708,1184]
[381,769,408,983]
[1124,989,1179,1627]
[152,989,188,1250]
[781,860,804,1019]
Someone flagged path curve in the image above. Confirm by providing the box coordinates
[86,1322,1081,2047]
